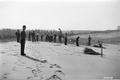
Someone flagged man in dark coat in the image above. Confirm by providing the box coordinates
[36,33,39,41]
[58,28,62,43]
[53,34,57,42]
[88,35,91,46]
[64,33,67,45]
[76,36,80,46]
[59,35,62,43]
[28,31,31,41]
[32,31,35,42]
[41,35,43,41]
[20,25,26,56]
[15,30,20,43]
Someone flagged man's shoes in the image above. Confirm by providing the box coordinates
[21,54,26,56]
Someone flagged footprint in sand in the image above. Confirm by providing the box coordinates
[55,71,65,80]
[32,69,41,77]
[32,69,38,77]
[1,73,10,80]
[55,70,65,76]
[31,69,43,80]
[1,76,7,80]
[45,74,63,80]
[47,64,65,80]
[49,64,61,69]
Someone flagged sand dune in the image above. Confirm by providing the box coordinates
[0,41,120,80]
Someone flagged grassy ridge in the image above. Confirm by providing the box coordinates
[0,29,120,44]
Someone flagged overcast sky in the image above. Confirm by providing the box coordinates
[0,0,120,30]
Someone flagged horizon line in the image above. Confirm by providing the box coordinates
[0,28,118,31]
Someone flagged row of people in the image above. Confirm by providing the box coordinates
[15,25,92,56]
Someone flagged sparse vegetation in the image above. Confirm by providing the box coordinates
[0,28,120,44]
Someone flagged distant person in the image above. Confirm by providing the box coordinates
[53,34,57,42]
[59,35,62,43]
[88,35,91,46]
[58,28,62,43]
[49,35,52,42]
[15,30,20,43]
[50,35,53,42]
[76,36,80,46]
[49,35,51,42]
[20,25,26,56]
[64,33,67,45]
[30,31,32,41]
[41,35,43,41]
[28,31,31,41]
[51,35,53,42]
[32,31,35,42]
[36,33,39,41]
[28,31,30,41]
[45,35,48,41]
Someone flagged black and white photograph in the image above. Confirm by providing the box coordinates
[0,0,120,80]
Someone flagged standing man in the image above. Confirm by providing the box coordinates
[28,31,31,41]
[32,31,35,42]
[64,33,68,45]
[88,35,91,46]
[41,34,43,41]
[59,35,62,43]
[58,28,62,43]
[20,25,26,56]
[15,30,20,43]
[53,34,57,42]
[36,32,39,41]
[76,36,80,46]
[45,34,48,41]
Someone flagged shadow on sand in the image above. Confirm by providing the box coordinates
[23,55,47,63]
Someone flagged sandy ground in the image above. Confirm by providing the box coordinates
[0,41,120,80]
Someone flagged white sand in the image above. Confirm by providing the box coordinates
[0,41,120,80]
